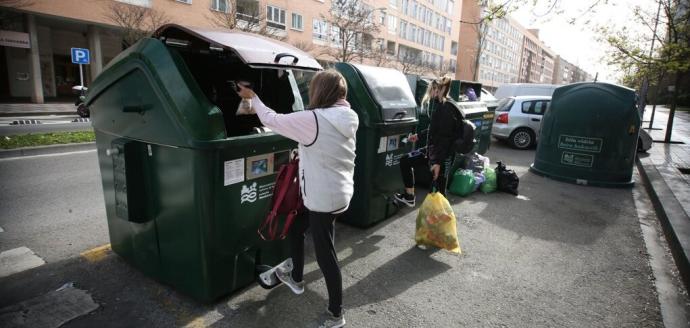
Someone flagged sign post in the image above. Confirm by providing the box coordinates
[70,48,90,87]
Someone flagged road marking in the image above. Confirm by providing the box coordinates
[80,244,111,263]
[0,246,46,278]
[0,149,96,162]
[183,310,224,328]
[0,285,99,327]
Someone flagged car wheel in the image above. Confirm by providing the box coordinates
[509,128,534,150]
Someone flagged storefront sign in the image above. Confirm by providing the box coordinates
[0,30,30,49]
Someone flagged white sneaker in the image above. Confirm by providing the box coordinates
[319,312,345,328]
[275,269,304,295]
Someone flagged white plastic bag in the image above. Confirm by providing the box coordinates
[236,98,255,115]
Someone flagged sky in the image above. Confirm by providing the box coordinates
[509,0,659,83]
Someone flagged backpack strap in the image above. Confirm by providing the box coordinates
[258,158,295,240]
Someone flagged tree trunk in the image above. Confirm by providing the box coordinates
[664,72,682,143]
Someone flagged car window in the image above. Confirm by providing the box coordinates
[534,101,549,115]
[495,98,514,112]
[521,100,549,115]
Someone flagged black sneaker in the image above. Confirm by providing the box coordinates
[393,192,415,207]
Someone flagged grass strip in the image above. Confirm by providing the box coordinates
[0,131,95,149]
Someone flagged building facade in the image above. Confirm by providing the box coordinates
[0,0,461,103]
[475,16,522,91]
[517,29,555,84]
[552,55,593,85]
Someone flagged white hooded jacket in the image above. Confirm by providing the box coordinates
[251,96,359,213]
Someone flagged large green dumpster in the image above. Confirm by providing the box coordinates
[530,82,640,187]
[86,24,322,302]
[336,63,418,227]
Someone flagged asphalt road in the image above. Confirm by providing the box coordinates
[0,150,107,263]
[0,115,92,136]
[0,140,681,327]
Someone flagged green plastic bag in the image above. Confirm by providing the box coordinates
[480,167,497,193]
[449,169,475,196]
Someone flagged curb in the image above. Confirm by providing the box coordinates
[0,111,77,117]
[0,142,96,159]
[636,156,690,291]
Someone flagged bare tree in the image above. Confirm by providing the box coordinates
[398,50,427,75]
[207,0,285,40]
[321,0,383,63]
[106,2,170,48]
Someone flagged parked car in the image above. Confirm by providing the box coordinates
[491,96,551,149]
[481,88,499,111]
[494,83,558,99]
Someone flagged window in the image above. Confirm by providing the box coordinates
[116,0,151,6]
[389,0,398,8]
[399,20,407,38]
[176,0,192,3]
[330,25,341,45]
[267,5,286,30]
[521,100,550,115]
[388,15,398,34]
[313,19,328,41]
[237,0,260,22]
[211,0,228,12]
[291,13,303,30]
[450,41,457,56]
[380,12,386,25]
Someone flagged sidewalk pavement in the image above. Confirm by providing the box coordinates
[0,103,76,117]
[637,105,690,290]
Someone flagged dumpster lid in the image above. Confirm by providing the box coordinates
[154,24,322,71]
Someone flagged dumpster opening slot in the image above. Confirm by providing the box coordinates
[174,48,296,137]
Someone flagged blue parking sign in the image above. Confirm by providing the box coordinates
[71,48,90,65]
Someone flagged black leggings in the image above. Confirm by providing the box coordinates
[290,210,342,316]
[399,151,453,195]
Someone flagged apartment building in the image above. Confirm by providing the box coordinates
[475,16,522,91]
[552,55,592,85]
[0,0,461,103]
[517,29,555,84]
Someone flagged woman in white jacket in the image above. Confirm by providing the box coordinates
[237,69,358,328]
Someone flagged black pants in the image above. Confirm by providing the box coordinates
[399,151,453,196]
[290,210,342,317]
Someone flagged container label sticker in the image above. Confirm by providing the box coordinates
[224,158,244,186]
[387,136,399,151]
[558,135,603,153]
[240,182,257,203]
[561,151,594,168]
[378,137,387,153]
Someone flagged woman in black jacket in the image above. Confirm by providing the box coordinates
[427,76,462,195]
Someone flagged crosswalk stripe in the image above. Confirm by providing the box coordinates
[0,246,46,278]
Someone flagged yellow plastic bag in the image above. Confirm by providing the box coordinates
[415,192,461,253]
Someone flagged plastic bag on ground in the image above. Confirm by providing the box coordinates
[496,161,519,195]
[480,167,497,193]
[473,172,485,191]
[415,192,461,253]
[449,169,475,196]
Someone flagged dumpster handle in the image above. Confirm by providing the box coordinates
[274,53,299,65]
[392,111,407,119]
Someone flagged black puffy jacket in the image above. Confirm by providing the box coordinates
[427,99,463,165]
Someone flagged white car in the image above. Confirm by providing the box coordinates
[491,96,552,149]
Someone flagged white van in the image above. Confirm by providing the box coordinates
[494,83,559,99]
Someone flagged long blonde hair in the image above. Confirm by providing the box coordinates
[421,79,439,111]
[435,76,452,103]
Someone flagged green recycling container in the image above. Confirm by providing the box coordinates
[336,63,418,227]
[530,82,640,187]
[86,24,322,302]
[449,80,495,155]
